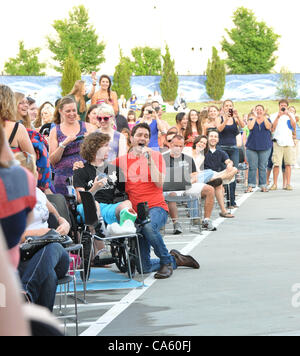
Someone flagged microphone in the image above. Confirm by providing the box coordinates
[139,144,150,159]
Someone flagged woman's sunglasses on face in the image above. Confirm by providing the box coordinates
[97,116,111,122]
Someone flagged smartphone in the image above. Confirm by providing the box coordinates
[75,135,84,142]
[229,109,234,117]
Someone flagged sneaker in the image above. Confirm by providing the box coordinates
[202,219,217,231]
[173,222,183,235]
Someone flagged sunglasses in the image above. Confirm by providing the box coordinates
[97,116,111,122]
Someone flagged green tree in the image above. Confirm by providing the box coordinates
[276,67,298,100]
[111,49,132,100]
[47,5,105,74]
[60,49,82,96]
[160,45,178,103]
[4,41,46,76]
[131,47,162,75]
[221,7,280,74]
[205,47,226,101]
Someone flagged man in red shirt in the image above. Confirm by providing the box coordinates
[115,123,199,279]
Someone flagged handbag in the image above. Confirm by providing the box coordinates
[20,229,73,262]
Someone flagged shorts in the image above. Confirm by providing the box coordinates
[77,202,122,225]
[272,142,295,166]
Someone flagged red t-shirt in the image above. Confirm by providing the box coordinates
[115,151,169,213]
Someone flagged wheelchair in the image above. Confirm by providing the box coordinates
[59,186,149,284]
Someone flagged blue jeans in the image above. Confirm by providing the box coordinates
[18,243,70,312]
[246,148,271,188]
[140,207,177,273]
[219,145,239,206]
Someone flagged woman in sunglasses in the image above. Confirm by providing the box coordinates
[95,103,127,161]
[49,96,95,195]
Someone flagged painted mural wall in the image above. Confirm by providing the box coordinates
[1,74,300,106]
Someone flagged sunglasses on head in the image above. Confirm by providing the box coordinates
[97,116,111,122]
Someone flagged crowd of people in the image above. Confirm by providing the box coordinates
[0,74,299,334]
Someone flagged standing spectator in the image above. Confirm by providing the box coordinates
[138,103,165,151]
[128,94,138,111]
[184,109,202,147]
[68,77,97,121]
[115,123,200,279]
[49,96,95,195]
[288,106,300,168]
[245,105,273,192]
[152,101,170,148]
[96,103,128,162]
[127,110,137,131]
[34,102,55,131]
[216,100,245,209]
[14,92,31,129]
[152,90,163,104]
[91,75,119,115]
[202,105,220,136]
[0,85,35,156]
[269,99,296,191]
[85,104,100,129]
[118,94,128,116]
[175,112,188,138]
[27,97,38,124]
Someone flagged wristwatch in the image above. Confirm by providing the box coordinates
[59,142,66,149]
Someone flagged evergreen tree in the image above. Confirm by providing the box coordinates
[276,67,298,100]
[4,41,46,76]
[160,45,178,103]
[205,47,226,101]
[60,49,81,96]
[221,7,280,74]
[130,47,162,76]
[47,5,105,74]
[111,49,132,100]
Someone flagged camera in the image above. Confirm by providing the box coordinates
[154,107,160,113]
[281,108,286,112]
[229,109,234,117]
[148,110,153,114]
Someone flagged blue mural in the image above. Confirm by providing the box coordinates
[1,74,299,106]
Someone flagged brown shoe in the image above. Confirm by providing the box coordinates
[170,249,200,269]
[154,264,173,279]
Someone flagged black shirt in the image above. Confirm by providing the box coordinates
[204,149,229,172]
[73,162,126,204]
[116,114,129,133]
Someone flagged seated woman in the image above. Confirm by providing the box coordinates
[73,132,135,228]
[15,152,71,312]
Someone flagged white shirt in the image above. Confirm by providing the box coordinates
[270,112,295,147]
[26,188,49,231]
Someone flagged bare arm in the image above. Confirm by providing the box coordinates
[0,229,31,336]
[111,92,119,115]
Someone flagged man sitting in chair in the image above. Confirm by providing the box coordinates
[163,135,221,234]
[114,123,200,280]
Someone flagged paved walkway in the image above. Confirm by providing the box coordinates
[59,169,300,336]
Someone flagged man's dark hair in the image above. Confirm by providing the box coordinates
[175,112,186,123]
[279,99,289,106]
[170,134,184,142]
[207,129,219,138]
[131,123,151,139]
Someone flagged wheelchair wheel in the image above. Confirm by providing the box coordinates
[80,231,92,282]
[113,239,137,279]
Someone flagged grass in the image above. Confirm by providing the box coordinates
[162,100,300,127]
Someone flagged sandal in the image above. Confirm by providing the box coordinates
[261,187,269,192]
[245,187,253,193]
[219,212,235,218]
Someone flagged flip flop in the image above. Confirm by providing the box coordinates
[219,212,235,218]
[245,187,253,193]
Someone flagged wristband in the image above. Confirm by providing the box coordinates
[59,142,66,149]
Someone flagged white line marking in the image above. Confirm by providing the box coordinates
[80,189,254,336]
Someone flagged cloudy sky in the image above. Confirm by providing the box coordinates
[1,0,299,75]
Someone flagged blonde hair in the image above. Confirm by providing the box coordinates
[0,85,17,125]
[14,92,31,129]
[98,103,115,117]
[69,80,86,113]
[15,152,37,177]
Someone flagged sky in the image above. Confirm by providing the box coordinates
[0,0,299,76]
